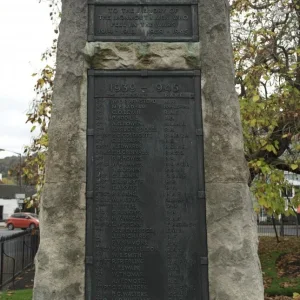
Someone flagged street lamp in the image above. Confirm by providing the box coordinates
[0,148,22,189]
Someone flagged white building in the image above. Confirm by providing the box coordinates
[284,171,300,198]
[0,174,36,220]
[0,198,19,220]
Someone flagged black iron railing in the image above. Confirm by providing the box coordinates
[258,215,300,238]
[0,229,39,288]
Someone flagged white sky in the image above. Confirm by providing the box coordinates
[0,0,54,159]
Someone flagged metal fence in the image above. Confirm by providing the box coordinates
[0,229,39,288]
[258,215,300,237]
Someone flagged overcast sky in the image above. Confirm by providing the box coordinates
[0,0,54,159]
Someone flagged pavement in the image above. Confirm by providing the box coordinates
[0,228,22,237]
[4,265,35,291]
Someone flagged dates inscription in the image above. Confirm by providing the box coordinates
[89,2,198,41]
[90,72,201,299]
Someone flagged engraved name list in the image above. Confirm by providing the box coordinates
[86,71,206,300]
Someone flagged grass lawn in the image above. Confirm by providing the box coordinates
[0,289,32,300]
[259,237,300,297]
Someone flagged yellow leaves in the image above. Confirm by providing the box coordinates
[251,167,288,215]
[256,160,262,167]
[249,159,267,173]
[37,78,45,89]
[34,65,55,92]
[252,95,260,102]
[249,46,255,54]
[273,140,279,150]
[44,71,53,80]
[293,292,300,300]
[249,119,256,127]
[25,199,33,209]
[231,0,300,216]
[265,144,277,154]
[291,164,299,171]
[38,135,49,147]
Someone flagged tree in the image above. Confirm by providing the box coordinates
[231,0,300,216]
[23,0,60,199]
[24,64,54,196]
[0,156,20,184]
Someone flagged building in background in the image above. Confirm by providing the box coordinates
[0,175,36,220]
[258,171,300,223]
[284,171,300,199]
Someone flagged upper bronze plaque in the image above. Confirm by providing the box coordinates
[88,0,199,42]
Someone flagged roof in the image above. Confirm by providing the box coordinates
[0,185,36,199]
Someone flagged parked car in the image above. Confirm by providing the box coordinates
[5,213,39,230]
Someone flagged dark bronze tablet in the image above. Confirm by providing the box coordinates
[88,1,199,42]
[86,70,208,300]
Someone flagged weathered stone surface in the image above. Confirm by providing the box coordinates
[199,0,264,298]
[33,0,88,299]
[206,183,263,299]
[34,181,86,300]
[34,0,264,299]
[84,42,200,70]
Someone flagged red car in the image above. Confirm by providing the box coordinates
[5,213,39,230]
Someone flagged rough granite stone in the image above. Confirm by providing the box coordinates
[206,183,263,299]
[84,42,200,70]
[199,0,264,298]
[33,1,88,299]
[33,0,264,299]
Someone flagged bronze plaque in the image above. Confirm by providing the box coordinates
[88,0,199,42]
[86,70,208,300]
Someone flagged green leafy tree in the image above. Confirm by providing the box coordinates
[22,0,60,200]
[231,0,300,216]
